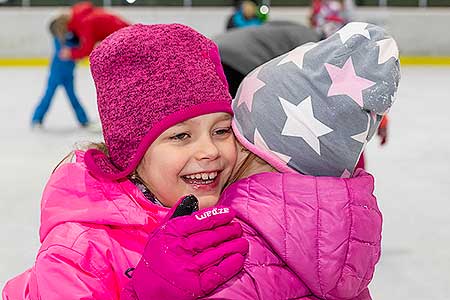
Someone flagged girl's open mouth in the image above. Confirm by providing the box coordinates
[181,171,220,188]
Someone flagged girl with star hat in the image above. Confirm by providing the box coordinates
[216,21,399,299]
[124,22,400,300]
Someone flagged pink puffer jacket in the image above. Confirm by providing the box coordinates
[2,151,169,300]
[3,150,381,300]
[209,170,382,299]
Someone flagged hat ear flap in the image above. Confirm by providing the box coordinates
[84,148,125,180]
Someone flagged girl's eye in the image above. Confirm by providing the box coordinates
[214,127,232,136]
[170,132,190,141]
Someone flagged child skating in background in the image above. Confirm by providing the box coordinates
[3,24,248,300]
[31,14,89,127]
[123,22,400,300]
[59,1,130,60]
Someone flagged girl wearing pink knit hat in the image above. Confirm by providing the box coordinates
[124,22,400,300]
[3,23,248,300]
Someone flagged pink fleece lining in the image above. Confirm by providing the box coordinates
[232,120,297,174]
[86,101,233,180]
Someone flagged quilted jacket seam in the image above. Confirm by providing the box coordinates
[282,174,288,263]
[326,179,353,299]
[349,237,378,247]
[315,176,325,297]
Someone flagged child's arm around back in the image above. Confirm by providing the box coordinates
[216,170,381,299]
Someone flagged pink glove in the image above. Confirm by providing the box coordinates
[122,204,248,300]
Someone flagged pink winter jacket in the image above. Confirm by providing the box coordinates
[2,151,169,300]
[208,170,382,300]
[4,150,381,300]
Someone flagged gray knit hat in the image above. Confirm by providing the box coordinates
[232,22,400,177]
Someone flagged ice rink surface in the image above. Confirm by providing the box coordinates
[0,65,449,299]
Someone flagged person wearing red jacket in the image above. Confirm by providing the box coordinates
[60,1,129,60]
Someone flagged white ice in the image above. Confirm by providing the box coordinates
[0,65,449,299]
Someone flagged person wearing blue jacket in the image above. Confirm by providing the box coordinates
[31,14,89,128]
[226,1,265,30]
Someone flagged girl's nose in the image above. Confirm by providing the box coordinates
[194,137,220,160]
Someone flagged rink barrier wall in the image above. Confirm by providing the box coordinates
[0,58,90,67]
[1,7,450,57]
[2,57,450,67]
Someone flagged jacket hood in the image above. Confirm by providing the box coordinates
[67,1,95,32]
[39,151,169,242]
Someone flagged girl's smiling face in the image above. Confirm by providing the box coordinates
[137,112,237,209]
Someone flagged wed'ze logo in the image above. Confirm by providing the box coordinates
[195,207,230,220]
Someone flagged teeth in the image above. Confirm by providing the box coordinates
[185,172,218,180]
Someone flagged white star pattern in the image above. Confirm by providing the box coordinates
[351,117,370,144]
[376,38,399,64]
[277,42,318,69]
[391,90,398,104]
[351,114,371,164]
[254,128,291,163]
[279,96,333,155]
[338,22,371,44]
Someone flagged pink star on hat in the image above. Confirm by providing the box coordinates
[236,68,265,112]
[325,57,376,108]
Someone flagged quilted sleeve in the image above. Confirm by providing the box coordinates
[301,173,382,299]
[218,172,381,300]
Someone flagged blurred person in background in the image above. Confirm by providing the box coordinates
[215,21,320,97]
[31,14,89,128]
[226,0,268,31]
[309,0,352,39]
[59,1,130,60]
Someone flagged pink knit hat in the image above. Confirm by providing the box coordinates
[85,24,232,180]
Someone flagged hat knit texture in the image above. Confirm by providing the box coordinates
[85,23,232,180]
[232,22,401,177]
